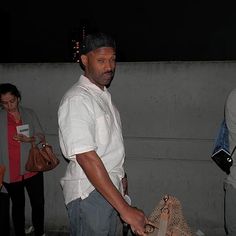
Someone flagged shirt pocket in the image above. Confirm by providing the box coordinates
[96,113,111,145]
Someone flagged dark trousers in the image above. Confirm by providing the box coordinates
[3,173,45,236]
[0,191,10,236]
[224,183,236,236]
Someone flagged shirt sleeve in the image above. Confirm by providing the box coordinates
[58,95,97,158]
[225,89,236,153]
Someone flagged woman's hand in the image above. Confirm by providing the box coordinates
[13,133,35,143]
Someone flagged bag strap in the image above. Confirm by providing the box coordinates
[30,140,47,148]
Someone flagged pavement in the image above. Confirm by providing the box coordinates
[10,227,226,236]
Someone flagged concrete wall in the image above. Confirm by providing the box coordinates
[1,61,236,233]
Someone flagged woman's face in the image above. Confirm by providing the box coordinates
[0,92,19,113]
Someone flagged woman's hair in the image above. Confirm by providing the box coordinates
[0,83,22,101]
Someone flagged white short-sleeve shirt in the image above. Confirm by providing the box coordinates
[58,75,125,204]
[225,88,236,188]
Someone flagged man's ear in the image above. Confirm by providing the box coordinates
[81,55,88,67]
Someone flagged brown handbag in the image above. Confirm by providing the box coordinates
[25,141,60,172]
[0,165,6,187]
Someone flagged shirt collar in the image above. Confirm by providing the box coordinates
[78,75,108,95]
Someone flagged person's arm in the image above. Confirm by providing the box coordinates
[14,108,45,144]
[31,109,45,143]
[76,151,148,236]
[225,89,236,153]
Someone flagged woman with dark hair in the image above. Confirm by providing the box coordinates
[0,83,45,236]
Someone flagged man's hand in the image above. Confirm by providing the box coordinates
[120,205,148,236]
[77,151,148,235]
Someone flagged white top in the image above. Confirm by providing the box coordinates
[225,88,236,188]
[58,75,125,205]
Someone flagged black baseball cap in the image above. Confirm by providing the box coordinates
[80,32,116,55]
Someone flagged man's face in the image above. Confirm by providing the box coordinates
[0,92,19,113]
[81,47,116,90]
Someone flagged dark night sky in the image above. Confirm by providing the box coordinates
[1,1,236,62]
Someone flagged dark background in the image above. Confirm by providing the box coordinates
[1,1,236,62]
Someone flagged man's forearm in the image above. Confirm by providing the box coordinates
[76,150,148,235]
[76,151,129,214]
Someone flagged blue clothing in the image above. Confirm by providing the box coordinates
[67,190,120,236]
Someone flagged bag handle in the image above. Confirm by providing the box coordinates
[145,221,159,234]
[31,133,46,147]
[145,195,170,234]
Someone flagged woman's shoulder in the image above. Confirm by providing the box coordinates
[19,106,38,117]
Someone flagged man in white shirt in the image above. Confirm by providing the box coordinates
[58,32,148,236]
